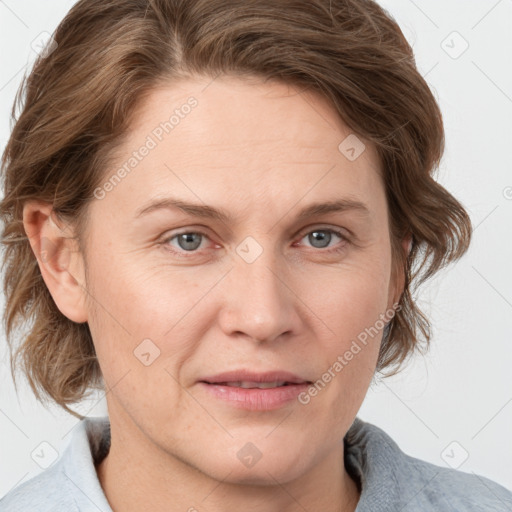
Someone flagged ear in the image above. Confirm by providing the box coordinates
[388,233,412,309]
[22,200,88,323]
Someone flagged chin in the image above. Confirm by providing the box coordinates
[199,446,309,487]
[220,464,304,487]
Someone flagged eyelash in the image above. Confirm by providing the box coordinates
[159,227,349,258]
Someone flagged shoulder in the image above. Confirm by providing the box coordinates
[398,445,512,511]
[345,417,512,511]
[0,416,111,512]
[0,463,77,512]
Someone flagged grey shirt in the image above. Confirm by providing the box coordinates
[1,415,511,511]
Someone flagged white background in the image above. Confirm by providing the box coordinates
[0,0,511,500]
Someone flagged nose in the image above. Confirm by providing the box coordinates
[217,244,302,344]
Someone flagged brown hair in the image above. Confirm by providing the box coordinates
[0,0,472,418]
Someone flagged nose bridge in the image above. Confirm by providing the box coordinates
[220,236,297,342]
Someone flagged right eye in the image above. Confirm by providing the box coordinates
[161,231,212,255]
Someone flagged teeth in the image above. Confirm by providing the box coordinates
[223,381,287,389]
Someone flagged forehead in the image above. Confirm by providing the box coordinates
[95,75,384,222]
[126,74,378,162]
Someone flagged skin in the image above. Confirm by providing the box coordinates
[23,75,410,512]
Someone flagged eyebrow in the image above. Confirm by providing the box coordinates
[134,196,371,223]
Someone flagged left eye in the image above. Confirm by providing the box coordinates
[299,229,346,250]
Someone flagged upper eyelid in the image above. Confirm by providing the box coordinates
[297,225,347,238]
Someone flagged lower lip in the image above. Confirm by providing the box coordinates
[198,382,310,410]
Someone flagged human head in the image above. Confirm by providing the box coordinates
[1,0,471,425]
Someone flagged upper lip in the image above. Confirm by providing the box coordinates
[200,370,311,384]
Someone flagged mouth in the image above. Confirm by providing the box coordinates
[199,369,312,387]
[205,380,302,389]
[198,370,312,410]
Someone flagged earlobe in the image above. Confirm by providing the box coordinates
[22,200,88,323]
[403,234,413,256]
[388,233,413,309]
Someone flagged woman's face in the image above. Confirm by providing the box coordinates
[76,76,404,484]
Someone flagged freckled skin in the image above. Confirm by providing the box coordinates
[30,75,408,512]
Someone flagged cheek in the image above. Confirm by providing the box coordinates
[85,268,194,429]
[304,270,389,422]
[86,247,206,336]
[292,254,391,411]
[84,254,212,387]
[297,255,391,343]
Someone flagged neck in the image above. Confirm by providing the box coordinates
[95,419,360,512]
